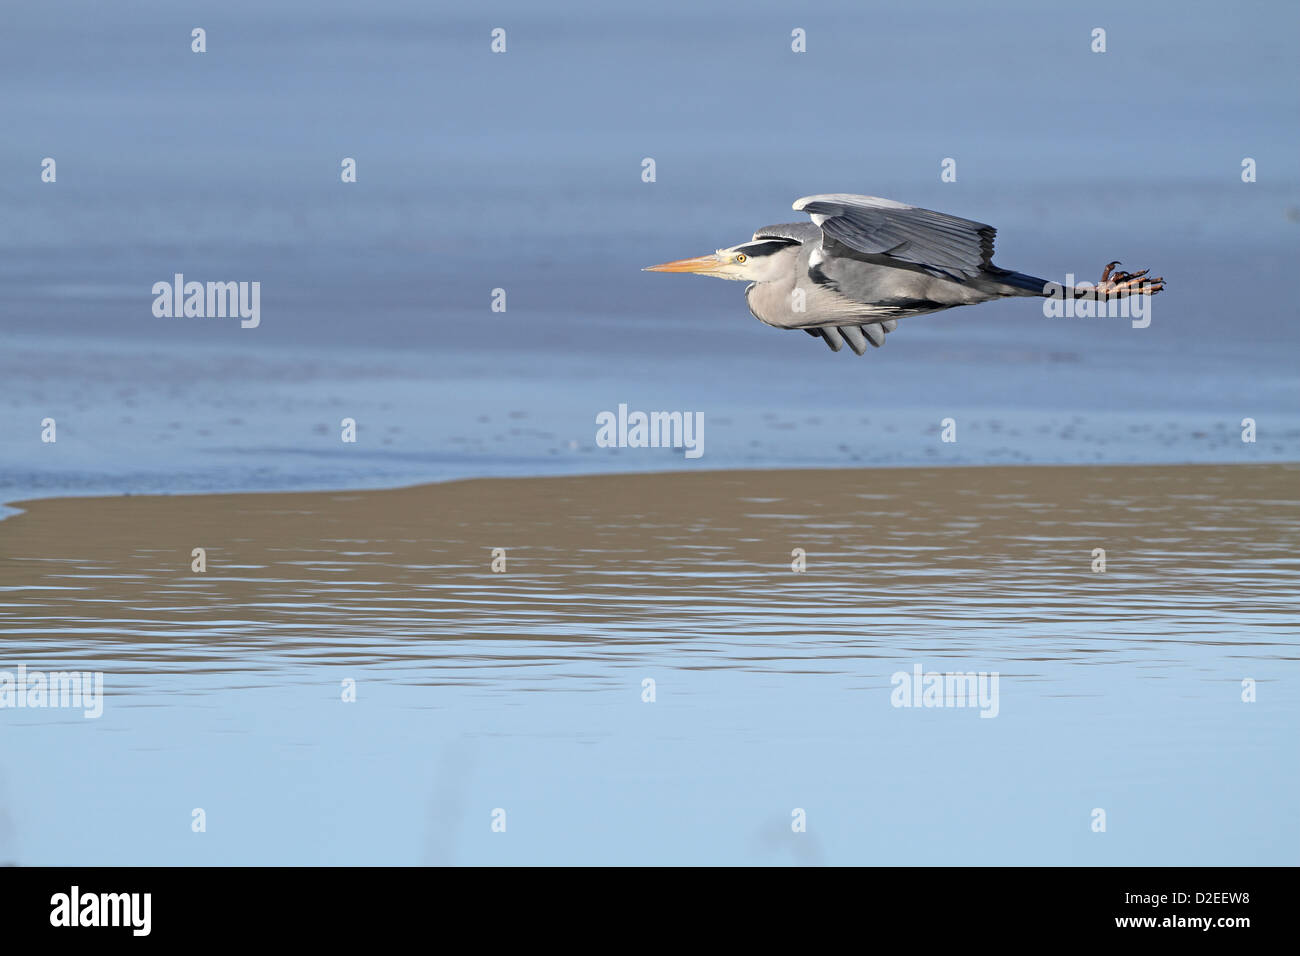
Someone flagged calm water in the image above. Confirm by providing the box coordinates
[1,0,1299,505]
[1,0,1298,865]
[1,465,1296,864]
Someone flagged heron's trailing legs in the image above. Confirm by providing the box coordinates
[1097,260,1164,297]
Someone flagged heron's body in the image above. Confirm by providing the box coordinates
[646,194,1163,355]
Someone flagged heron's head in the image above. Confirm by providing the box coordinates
[644,238,795,282]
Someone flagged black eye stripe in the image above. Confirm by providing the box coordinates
[736,240,796,258]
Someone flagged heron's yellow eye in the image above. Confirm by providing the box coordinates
[735,254,747,263]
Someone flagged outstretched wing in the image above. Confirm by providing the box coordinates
[793,194,997,280]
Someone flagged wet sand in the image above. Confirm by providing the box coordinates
[3,463,1296,680]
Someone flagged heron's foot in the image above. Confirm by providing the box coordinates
[1098,261,1165,296]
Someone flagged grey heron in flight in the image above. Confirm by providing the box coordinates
[645,194,1164,355]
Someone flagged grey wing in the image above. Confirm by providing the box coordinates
[794,193,996,280]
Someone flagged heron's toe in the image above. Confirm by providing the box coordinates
[1099,267,1164,296]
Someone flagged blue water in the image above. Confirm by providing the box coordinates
[3,1,1298,504]
[1,0,1298,865]
[8,670,1293,865]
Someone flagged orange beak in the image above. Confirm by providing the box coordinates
[643,253,723,274]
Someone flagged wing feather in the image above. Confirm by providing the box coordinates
[793,194,997,280]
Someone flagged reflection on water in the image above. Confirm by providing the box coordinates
[3,465,1296,684]
[0,464,1297,865]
